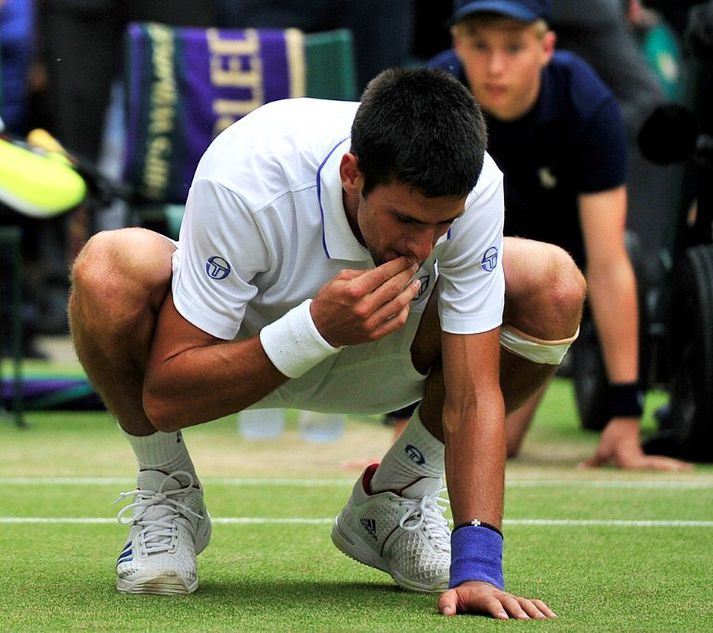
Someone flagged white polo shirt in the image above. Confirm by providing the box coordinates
[172,97,505,345]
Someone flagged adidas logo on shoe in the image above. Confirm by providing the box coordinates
[360,517,377,540]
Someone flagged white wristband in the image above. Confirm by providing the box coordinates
[259,299,341,378]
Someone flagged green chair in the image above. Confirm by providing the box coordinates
[303,29,357,100]
[122,25,357,237]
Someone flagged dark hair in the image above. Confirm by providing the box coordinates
[351,67,487,198]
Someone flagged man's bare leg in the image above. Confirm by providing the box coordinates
[69,228,174,436]
[69,226,201,475]
[69,228,209,595]
[498,238,585,456]
[416,238,585,441]
[504,386,548,457]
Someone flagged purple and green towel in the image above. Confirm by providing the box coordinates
[2,377,104,411]
[123,23,306,203]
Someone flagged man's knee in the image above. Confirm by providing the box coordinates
[70,228,174,324]
[503,238,586,340]
[539,244,587,332]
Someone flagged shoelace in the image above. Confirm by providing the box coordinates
[115,471,203,556]
[398,488,451,550]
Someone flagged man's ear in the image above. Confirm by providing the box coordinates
[339,152,363,196]
[451,25,466,61]
[542,30,556,64]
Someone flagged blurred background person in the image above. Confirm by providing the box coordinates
[420,0,690,471]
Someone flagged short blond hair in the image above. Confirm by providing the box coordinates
[452,13,549,39]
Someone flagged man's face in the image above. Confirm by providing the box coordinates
[355,181,465,267]
[453,18,555,121]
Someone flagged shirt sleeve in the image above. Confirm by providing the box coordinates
[575,97,628,193]
[436,156,506,334]
[171,177,271,340]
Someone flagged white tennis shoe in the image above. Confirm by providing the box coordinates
[331,464,451,592]
[115,470,212,595]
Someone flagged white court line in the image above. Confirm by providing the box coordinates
[1,477,712,489]
[2,517,713,527]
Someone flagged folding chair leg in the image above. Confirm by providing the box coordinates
[0,227,26,427]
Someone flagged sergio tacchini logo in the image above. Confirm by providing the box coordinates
[206,256,231,280]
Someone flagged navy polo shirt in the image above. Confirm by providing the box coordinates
[428,50,627,267]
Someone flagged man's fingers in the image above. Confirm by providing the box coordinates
[580,451,694,471]
[501,595,531,619]
[437,589,458,616]
[313,260,420,346]
[520,598,558,620]
[532,598,558,618]
[349,276,420,341]
[366,265,421,308]
[438,587,556,620]
[489,595,557,621]
[336,268,366,282]
[632,455,693,472]
[662,457,693,471]
[368,303,412,340]
[438,590,509,619]
[368,276,421,321]
[483,595,510,620]
[349,256,417,294]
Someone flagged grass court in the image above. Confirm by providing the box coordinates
[1,364,712,632]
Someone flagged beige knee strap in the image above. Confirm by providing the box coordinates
[499,325,579,365]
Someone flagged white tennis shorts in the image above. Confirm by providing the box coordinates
[252,306,427,415]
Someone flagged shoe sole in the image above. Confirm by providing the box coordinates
[331,514,447,594]
[117,573,198,595]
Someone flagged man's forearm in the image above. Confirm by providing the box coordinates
[586,262,639,383]
[143,334,289,431]
[443,399,506,527]
[587,262,645,429]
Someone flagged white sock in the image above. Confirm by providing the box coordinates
[370,406,444,492]
[122,428,199,485]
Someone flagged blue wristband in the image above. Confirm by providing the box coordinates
[449,525,504,590]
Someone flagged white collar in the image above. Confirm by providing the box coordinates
[317,137,372,262]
